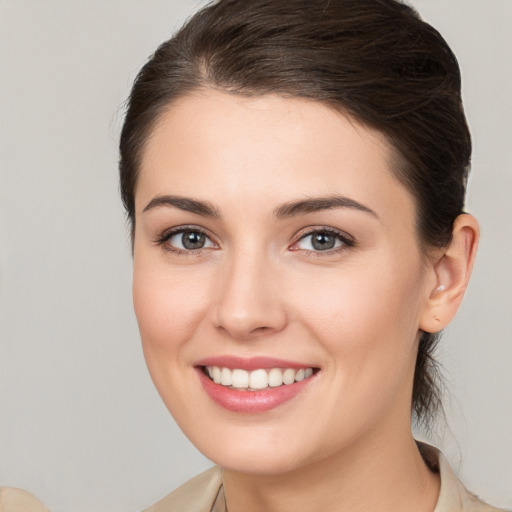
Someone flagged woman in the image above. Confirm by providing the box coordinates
[0,1,507,511]
[118,0,505,510]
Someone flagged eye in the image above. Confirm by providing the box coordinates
[292,228,354,252]
[156,227,217,252]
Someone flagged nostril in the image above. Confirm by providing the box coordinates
[252,326,272,334]
[214,313,280,338]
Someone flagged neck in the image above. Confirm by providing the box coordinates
[221,425,440,512]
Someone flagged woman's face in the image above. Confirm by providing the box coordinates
[133,90,436,474]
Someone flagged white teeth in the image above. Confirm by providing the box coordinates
[212,366,221,384]
[232,369,249,388]
[220,367,232,386]
[282,368,296,385]
[249,369,268,389]
[205,366,315,389]
[295,368,305,382]
[268,368,283,387]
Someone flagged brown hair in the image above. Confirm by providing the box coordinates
[119,0,471,428]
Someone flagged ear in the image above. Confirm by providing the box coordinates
[419,214,479,333]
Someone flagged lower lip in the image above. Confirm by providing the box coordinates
[196,368,315,413]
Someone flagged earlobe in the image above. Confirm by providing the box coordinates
[420,214,479,333]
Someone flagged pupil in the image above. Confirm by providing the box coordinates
[182,231,205,249]
[312,233,335,250]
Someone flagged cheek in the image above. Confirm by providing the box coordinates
[294,255,425,397]
[132,259,210,362]
[132,258,219,425]
[292,261,425,443]
[298,257,423,342]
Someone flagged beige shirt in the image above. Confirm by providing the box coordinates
[1,445,507,512]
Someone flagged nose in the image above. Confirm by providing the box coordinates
[211,251,288,341]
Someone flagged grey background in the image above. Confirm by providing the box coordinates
[0,1,510,511]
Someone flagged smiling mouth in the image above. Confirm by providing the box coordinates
[202,366,317,391]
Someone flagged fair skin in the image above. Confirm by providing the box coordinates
[132,90,478,512]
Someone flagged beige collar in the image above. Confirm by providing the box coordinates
[420,443,503,512]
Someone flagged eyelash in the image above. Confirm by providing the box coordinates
[154,225,218,256]
[291,227,355,257]
[154,226,355,257]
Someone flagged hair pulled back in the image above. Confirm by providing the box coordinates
[119,0,471,428]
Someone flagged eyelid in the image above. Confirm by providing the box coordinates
[289,226,355,252]
[154,224,354,255]
[154,225,219,253]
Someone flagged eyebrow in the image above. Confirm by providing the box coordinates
[142,194,378,220]
[143,195,221,218]
[273,195,378,220]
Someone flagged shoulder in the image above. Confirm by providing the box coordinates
[0,487,50,512]
[142,466,222,512]
[418,443,509,512]
[438,454,507,512]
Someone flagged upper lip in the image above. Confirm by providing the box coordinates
[194,355,318,371]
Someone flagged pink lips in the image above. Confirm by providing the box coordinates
[194,356,318,413]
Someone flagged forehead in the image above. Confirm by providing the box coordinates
[136,90,414,224]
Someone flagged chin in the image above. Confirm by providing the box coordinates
[206,445,307,475]
[181,419,317,475]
